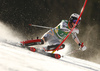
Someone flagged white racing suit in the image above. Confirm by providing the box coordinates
[41,20,79,49]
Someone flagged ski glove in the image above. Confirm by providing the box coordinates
[79,43,87,51]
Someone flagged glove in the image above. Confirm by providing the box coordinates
[79,43,87,51]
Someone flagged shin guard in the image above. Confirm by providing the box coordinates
[21,39,44,46]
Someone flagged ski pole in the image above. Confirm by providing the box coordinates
[52,0,88,54]
[29,24,52,29]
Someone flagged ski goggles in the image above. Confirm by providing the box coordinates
[73,20,80,25]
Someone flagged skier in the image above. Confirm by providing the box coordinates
[21,13,87,52]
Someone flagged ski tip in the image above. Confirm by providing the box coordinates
[30,47,36,52]
[54,54,61,59]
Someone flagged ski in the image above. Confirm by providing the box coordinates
[27,47,61,59]
[1,39,61,59]
[20,39,62,59]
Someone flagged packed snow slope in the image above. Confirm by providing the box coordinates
[0,21,100,71]
[0,41,100,71]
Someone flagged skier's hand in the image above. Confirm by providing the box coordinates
[79,43,87,51]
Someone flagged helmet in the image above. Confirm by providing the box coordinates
[69,13,81,25]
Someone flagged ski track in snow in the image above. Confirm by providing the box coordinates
[0,41,100,71]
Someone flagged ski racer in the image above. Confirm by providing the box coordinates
[21,13,87,52]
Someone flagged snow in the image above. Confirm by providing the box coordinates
[0,42,100,71]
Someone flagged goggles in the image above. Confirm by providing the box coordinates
[73,20,80,25]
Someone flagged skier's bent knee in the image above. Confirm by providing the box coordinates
[46,44,65,51]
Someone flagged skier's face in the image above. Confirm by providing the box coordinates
[73,20,80,25]
[72,22,75,27]
[71,20,80,28]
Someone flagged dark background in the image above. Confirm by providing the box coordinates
[0,0,100,64]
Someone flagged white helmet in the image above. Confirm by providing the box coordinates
[69,13,81,24]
